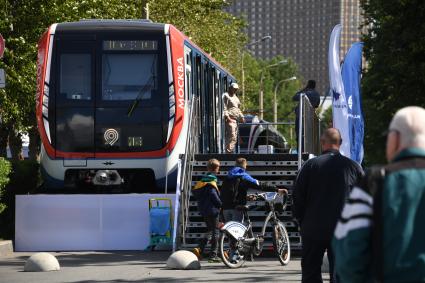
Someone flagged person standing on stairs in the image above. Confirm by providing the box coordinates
[191,158,222,262]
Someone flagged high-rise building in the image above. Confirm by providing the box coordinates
[226,0,363,95]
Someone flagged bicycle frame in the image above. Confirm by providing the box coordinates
[219,192,291,268]
[242,203,280,252]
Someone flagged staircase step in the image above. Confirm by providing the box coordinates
[188,200,293,208]
[192,160,299,167]
[194,153,310,162]
[191,180,294,187]
[192,170,297,177]
[188,210,293,217]
[187,221,296,228]
[184,231,301,239]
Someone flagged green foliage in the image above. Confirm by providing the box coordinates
[0,160,40,239]
[320,106,333,133]
[0,158,11,215]
[361,0,425,163]
[149,0,246,75]
[6,160,41,194]
[241,55,302,147]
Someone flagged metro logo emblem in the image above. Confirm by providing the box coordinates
[176,57,184,109]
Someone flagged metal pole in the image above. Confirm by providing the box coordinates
[259,71,264,120]
[259,61,288,121]
[273,81,281,124]
[266,124,269,151]
[273,76,296,125]
[241,51,245,110]
[165,150,169,194]
[298,94,304,170]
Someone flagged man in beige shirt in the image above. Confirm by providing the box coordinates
[223,83,245,153]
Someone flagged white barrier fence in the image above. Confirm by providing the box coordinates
[15,194,177,251]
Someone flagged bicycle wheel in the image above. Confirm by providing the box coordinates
[272,221,291,266]
[219,231,246,268]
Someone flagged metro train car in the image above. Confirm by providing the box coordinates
[36,20,234,193]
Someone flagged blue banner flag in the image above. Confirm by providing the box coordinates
[341,42,364,164]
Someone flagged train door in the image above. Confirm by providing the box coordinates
[195,55,205,152]
[184,47,197,152]
[214,69,222,153]
[208,65,217,153]
[53,38,96,157]
[202,60,211,152]
[96,38,166,156]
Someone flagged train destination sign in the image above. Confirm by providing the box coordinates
[103,40,158,51]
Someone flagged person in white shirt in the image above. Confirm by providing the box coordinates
[223,83,245,153]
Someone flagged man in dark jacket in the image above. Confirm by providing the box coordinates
[192,158,222,262]
[221,157,285,222]
[221,157,260,223]
[293,128,363,282]
[293,80,320,152]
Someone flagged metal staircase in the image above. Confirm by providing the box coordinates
[180,153,310,252]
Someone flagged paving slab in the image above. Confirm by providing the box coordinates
[0,251,330,282]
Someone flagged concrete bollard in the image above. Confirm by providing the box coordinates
[166,250,201,270]
[0,240,13,257]
[24,252,60,272]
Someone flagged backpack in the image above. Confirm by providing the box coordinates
[220,177,241,210]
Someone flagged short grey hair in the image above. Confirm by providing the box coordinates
[389,106,425,149]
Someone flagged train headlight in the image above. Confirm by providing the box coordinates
[97,172,108,183]
[93,170,122,186]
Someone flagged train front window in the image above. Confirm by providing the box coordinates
[102,53,158,101]
[60,54,92,100]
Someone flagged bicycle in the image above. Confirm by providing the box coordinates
[218,191,291,268]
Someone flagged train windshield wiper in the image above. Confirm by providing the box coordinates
[127,56,157,117]
[126,76,154,117]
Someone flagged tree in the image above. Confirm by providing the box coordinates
[250,56,301,147]
[149,0,246,75]
[361,0,425,164]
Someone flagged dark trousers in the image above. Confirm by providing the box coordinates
[301,236,336,283]
[199,215,219,258]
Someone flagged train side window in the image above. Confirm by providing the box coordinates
[196,56,202,97]
[60,54,92,100]
[184,47,192,100]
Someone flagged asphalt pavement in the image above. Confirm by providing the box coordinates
[0,251,332,283]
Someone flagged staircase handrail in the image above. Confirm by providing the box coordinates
[177,96,199,248]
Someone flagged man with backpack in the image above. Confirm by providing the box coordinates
[333,106,425,282]
[191,158,222,263]
[221,157,284,223]
[220,157,260,223]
